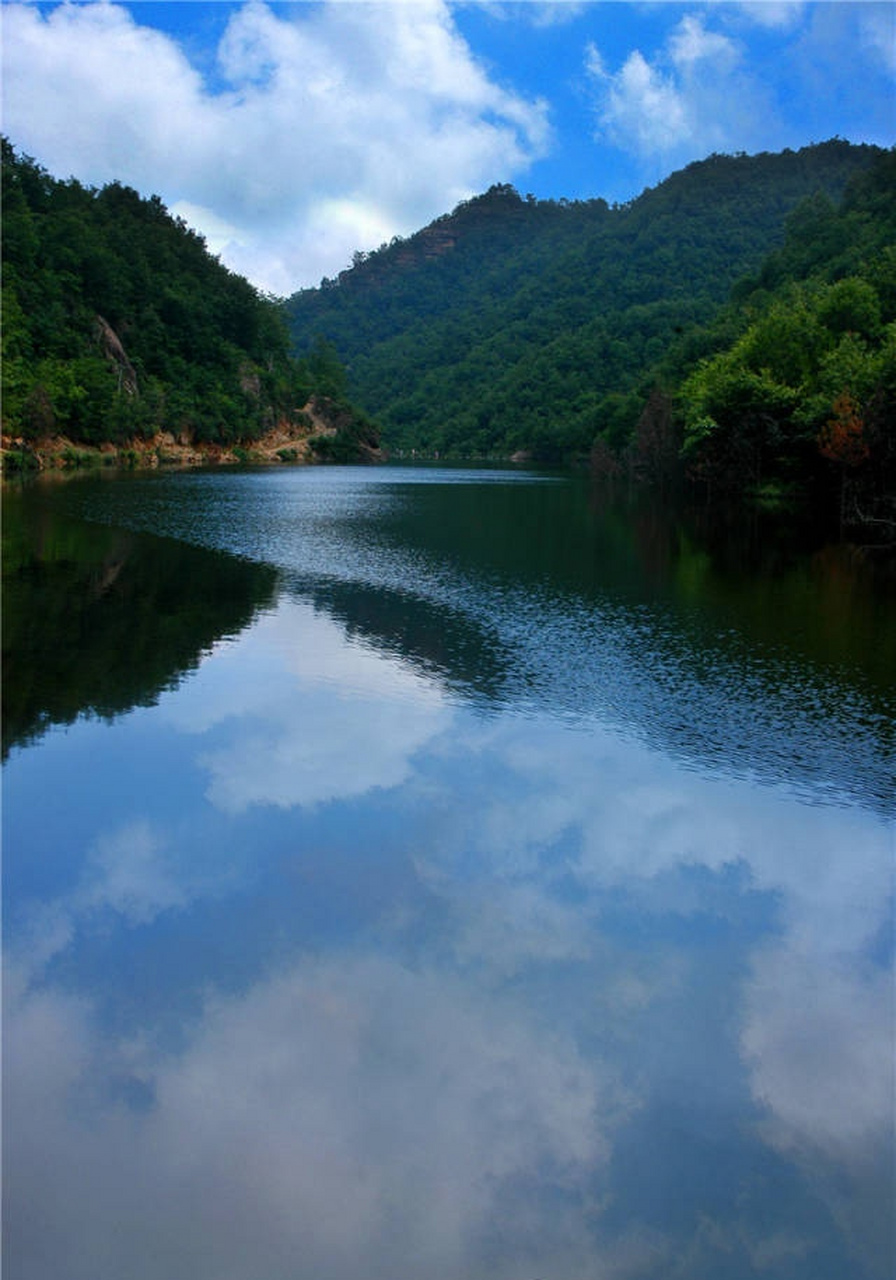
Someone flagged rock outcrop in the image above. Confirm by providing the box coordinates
[95,315,138,395]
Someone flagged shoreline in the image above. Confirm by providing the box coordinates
[1,427,314,474]
[1,396,382,475]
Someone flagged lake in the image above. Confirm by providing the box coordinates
[3,464,894,1280]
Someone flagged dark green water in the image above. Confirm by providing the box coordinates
[3,465,894,1280]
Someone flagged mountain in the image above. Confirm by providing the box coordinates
[676,148,895,525]
[0,138,377,467]
[284,141,884,464]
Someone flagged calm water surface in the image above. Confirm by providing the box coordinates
[3,465,894,1280]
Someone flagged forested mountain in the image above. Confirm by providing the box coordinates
[1,139,377,464]
[284,141,886,470]
[4,134,890,520]
[676,150,895,522]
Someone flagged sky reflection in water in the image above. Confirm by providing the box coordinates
[3,469,894,1280]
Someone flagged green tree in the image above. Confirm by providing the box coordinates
[2,136,372,456]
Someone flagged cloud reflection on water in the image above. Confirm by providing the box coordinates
[4,582,893,1280]
[172,600,453,814]
[5,955,621,1280]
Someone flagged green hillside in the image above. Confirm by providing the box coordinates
[1,139,376,464]
[676,150,895,522]
[284,141,883,465]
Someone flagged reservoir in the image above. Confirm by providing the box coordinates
[3,464,894,1280]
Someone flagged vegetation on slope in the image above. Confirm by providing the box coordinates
[1,139,377,466]
[285,141,882,467]
[673,151,895,528]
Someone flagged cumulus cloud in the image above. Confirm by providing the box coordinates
[0,0,550,292]
[5,635,892,1277]
[6,592,454,987]
[742,944,894,1162]
[12,818,199,980]
[586,44,688,154]
[82,819,188,924]
[523,0,589,28]
[466,1,587,29]
[411,711,893,1164]
[586,12,774,162]
[858,2,896,73]
[431,711,892,918]
[3,953,621,1280]
[740,932,895,1274]
[735,1,808,31]
[167,598,453,812]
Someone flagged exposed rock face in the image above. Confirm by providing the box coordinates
[95,315,138,395]
[389,226,458,271]
[302,394,350,436]
[239,363,262,397]
[1,394,381,472]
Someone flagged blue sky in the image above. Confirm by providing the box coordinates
[2,2,893,293]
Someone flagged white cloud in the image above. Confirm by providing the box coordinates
[6,594,453,985]
[3,953,622,1280]
[166,201,245,261]
[4,627,891,1276]
[734,1,808,31]
[1,1,215,177]
[167,598,453,812]
[412,710,894,1172]
[590,45,690,155]
[13,818,195,978]
[0,1,550,292]
[742,943,894,1162]
[858,3,896,73]
[83,819,188,924]
[739,920,895,1272]
[527,1,589,28]
[586,12,773,162]
[198,682,447,812]
[459,1,587,30]
[668,12,739,68]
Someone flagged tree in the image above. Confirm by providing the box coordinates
[818,392,869,467]
[1,136,359,452]
[632,389,680,489]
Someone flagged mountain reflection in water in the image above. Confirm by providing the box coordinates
[3,466,893,1280]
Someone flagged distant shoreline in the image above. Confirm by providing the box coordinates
[1,394,384,474]
[0,428,313,474]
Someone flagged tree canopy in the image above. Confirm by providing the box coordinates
[4,134,891,525]
[676,150,895,523]
[1,138,370,459]
[285,141,884,468]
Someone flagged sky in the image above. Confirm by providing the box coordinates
[2,1,894,295]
